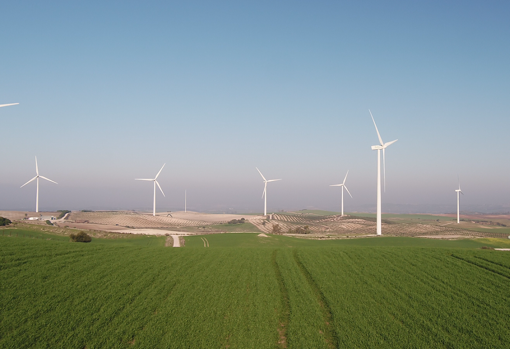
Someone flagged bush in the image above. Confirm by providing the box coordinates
[45,220,53,225]
[70,231,92,243]
[271,224,282,234]
[57,210,71,219]
[227,218,246,225]
[286,225,311,234]
[0,217,12,226]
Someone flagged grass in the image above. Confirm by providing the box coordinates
[2,227,510,348]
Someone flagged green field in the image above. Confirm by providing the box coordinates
[2,228,510,348]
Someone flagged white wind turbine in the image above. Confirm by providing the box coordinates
[135,164,166,216]
[330,171,352,217]
[370,110,398,235]
[455,179,464,224]
[20,157,58,213]
[256,167,281,216]
[0,103,19,108]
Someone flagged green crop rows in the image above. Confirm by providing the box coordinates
[1,231,510,348]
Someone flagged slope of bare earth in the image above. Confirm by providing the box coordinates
[257,213,508,239]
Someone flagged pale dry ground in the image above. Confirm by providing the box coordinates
[111,229,194,236]
[0,211,60,220]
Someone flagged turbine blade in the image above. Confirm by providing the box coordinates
[156,180,165,197]
[256,167,267,181]
[261,186,266,199]
[155,163,165,179]
[266,179,281,182]
[20,176,37,188]
[135,178,153,181]
[343,170,349,185]
[344,185,353,198]
[40,176,58,184]
[0,103,19,107]
[369,110,384,145]
[330,184,342,187]
[383,148,386,192]
[384,139,398,147]
[35,156,39,175]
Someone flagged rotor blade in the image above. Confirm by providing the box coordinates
[0,103,19,108]
[20,176,37,188]
[256,167,267,181]
[460,191,464,195]
[40,176,58,184]
[261,185,266,199]
[344,185,353,198]
[135,178,153,181]
[35,156,39,175]
[343,170,349,185]
[155,180,165,197]
[266,179,281,182]
[384,139,398,148]
[330,184,342,187]
[155,163,165,179]
[383,148,386,192]
[369,110,384,145]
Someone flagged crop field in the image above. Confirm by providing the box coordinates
[2,228,510,348]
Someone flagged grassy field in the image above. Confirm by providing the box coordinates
[2,227,510,348]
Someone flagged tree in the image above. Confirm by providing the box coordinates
[0,217,12,226]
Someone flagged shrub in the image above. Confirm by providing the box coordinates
[0,217,12,226]
[70,231,92,243]
[227,218,246,225]
[57,210,71,219]
[45,220,53,225]
[271,224,282,235]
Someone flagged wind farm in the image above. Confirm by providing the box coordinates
[2,2,510,348]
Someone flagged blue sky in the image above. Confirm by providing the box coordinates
[1,1,509,213]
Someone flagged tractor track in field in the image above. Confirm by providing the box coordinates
[293,250,339,349]
[272,250,289,348]
[451,254,510,280]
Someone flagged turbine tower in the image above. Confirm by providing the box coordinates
[256,167,281,216]
[370,110,398,235]
[136,164,166,216]
[330,170,352,216]
[0,103,19,108]
[455,180,464,223]
[20,157,58,213]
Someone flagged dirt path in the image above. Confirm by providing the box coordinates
[171,235,181,247]
[201,237,209,247]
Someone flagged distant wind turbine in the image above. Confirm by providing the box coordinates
[370,110,398,235]
[136,164,166,216]
[455,179,464,224]
[256,167,281,216]
[20,156,58,213]
[0,103,19,108]
[330,170,352,217]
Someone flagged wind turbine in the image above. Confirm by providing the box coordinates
[455,179,464,223]
[330,171,352,216]
[370,110,398,235]
[20,156,58,213]
[0,103,19,108]
[256,168,281,216]
[135,164,166,216]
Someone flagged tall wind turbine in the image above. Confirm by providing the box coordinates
[330,171,352,216]
[455,180,464,223]
[135,164,166,216]
[0,103,19,108]
[256,168,281,216]
[370,110,398,235]
[20,157,58,213]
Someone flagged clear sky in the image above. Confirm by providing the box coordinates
[1,1,509,214]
